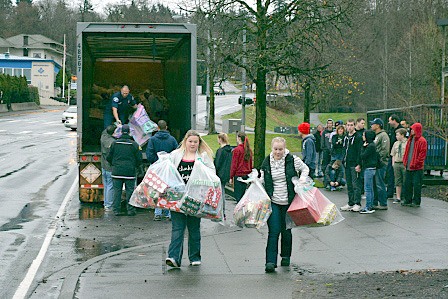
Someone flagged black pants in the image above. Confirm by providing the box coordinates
[321,149,331,173]
[402,170,423,205]
[233,175,249,203]
[346,166,361,206]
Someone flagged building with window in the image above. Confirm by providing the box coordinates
[0,53,62,105]
[0,34,64,66]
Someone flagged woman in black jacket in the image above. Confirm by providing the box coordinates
[214,133,233,219]
[359,130,379,214]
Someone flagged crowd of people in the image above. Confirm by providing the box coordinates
[100,86,428,273]
[298,115,428,214]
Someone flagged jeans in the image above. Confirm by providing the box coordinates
[266,203,292,265]
[102,169,114,209]
[364,168,376,209]
[373,165,387,207]
[402,170,423,205]
[233,175,249,203]
[315,151,323,176]
[386,157,395,198]
[346,166,361,206]
[168,211,201,265]
[154,208,170,217]
[112,178,136,215]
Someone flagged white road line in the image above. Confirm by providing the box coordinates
[0,130,6,132]
[26,121,40,124]
[13,177,78,299]
[42,132,57,135]
[43,121,60,125]
[8,120,20,123]
[15,131,33,134]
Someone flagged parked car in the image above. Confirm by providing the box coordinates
[62,106,77,123]
[214,86,225,96]
[64,117,77,131]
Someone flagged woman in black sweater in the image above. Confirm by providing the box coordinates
[360,130,379,214]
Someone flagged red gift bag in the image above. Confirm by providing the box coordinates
[287,187,328,226]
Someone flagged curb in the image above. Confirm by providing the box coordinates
[58,227,242,299]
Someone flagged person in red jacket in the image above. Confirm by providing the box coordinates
[230,132,253,202]
[401,123,427,207]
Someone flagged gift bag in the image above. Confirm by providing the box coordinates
[130,152,185,211]
[233,176,272,229]
[286,177,344,228]
[178,158,223,220]
[129,123,150,146]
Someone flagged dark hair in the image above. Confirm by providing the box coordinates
[347,118,355,124]
[237,131,252,161]
[157,120,167,130]
[389,114,401,123]
[396,128,407,137]
[106,124,116,135]
[356,117,365,123]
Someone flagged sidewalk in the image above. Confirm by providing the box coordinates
[59,189,448,298]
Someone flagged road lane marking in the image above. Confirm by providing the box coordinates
[42,132,57,135]
[8,120,20,123]
[13,176,78,299]
[15,131,33,134]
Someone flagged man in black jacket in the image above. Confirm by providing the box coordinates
[386,114,403,199]
[340,119,363,212]
[107,124,142,216]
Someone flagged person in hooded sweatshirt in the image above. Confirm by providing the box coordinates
[146,120,179,220]
[359,129,379,214]
[214,133,233,219]
[298,122,316,178]
[401,123,427,207]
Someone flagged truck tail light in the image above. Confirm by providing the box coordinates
[93,156,99,161]
[81,156,87,161]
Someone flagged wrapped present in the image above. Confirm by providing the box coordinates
[233,177,272,229]
[179,196,202,216]
[317,203,337,226]
[130,104,157,135]
[144,170,168,193]
[129,184,157,209]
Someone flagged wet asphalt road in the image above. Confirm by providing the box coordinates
[0,108,77,298]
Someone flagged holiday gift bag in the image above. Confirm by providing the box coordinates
[286,177,344,228]
[233,175,272,229]
[178,158,223,220]
[130,104,158,135]
[130,152,186,211]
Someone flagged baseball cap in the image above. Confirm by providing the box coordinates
[369,118,384,128]
[122,124,130,134]
[335,120,343,126]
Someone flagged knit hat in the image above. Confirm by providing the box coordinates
[298,122,310,135]
[122,124,130,134]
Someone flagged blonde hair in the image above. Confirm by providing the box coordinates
[180,130,214,158]
[218,132,229,144]
[271,137,286,148]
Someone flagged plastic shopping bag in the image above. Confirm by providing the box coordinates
[233,173,272,229]
[178,158,223,220]
[286,177,344,228]
[130,104,157,135]
[129,152,185,212]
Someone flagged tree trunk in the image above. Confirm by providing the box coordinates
[303,81,311,124]
[254,67,268,168]
[208,71,216,134]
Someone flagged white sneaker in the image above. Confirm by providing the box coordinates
[340,204,353,211]
[361,195,366,200]
[166,257,179,268]
[351,204,361,212]
[190,261,201,266]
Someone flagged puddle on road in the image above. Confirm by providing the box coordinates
[74,238,127,262]
[0,202,39,231]
[78,204,105,220]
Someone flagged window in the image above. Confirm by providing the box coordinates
[14,69,22,76]
[23,69,31,83]
[23,48,29,56]
[33,53,42,58]
[4,68,12,75]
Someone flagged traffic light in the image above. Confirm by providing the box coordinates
[238,96,254,105]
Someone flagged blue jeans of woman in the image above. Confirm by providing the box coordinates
[266,203,292,265]
[364,168,376,209]
[168,211,201,266]
[102,169,114,209]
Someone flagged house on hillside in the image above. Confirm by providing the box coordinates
[1,34,64,66]
[0,53,62,105]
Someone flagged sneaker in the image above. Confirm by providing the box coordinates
[340,204,353,211]
[325,186,330,190]
[280,258,290,267]
[153,215,162,221]
[359,208,375,214]
[330,186,336,191]
[361,195,366,200]
[190,261,201,266]
[393,199,401,204]
[162,215,171,221]
[166,257,179,268]
[265,262,276,273]
[351,204,362,212]
[376,205,388,210]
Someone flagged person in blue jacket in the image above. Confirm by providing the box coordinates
[146,120,179,220]
[298,122,316,178]
[104,85,137,128]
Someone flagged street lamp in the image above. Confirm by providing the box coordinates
[437,19,448,106]
[240,27,247,133]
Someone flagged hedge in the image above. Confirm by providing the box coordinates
[0,74,40,106]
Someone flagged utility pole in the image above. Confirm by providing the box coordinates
[240,27,247,133]
[62,34,67,104]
